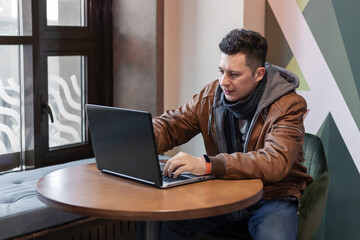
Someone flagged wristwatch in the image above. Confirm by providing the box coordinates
[202,154,211,175]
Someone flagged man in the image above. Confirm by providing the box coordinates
[152,29,312,240]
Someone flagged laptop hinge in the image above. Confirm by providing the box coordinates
[102,169,156,185]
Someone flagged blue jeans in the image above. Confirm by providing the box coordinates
[162,197,298,240]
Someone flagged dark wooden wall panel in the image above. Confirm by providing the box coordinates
[113,0,164,117]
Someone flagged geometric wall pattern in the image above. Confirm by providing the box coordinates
[266,0,360,239]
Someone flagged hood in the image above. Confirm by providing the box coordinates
[257,63,300,113]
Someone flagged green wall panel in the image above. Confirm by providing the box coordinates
[331,0,360,97]
[303,0,360,129]
[318,114,360,240]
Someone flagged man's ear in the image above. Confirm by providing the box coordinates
[255,67,266,82]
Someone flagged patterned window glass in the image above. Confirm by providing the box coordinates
[0,45,33,171]
[47,56,86,148]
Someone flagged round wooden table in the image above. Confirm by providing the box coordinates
[36,163,263,239]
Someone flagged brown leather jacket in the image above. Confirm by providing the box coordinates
[153,63,313,200]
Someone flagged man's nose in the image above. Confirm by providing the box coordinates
[220,73,230,86]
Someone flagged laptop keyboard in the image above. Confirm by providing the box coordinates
[162,175,188,183]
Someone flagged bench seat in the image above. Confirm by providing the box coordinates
[0,158,95,240]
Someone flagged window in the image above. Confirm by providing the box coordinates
[46,0,86,27]
[0,0,112,173]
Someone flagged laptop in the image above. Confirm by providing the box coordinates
[85,104,214,188]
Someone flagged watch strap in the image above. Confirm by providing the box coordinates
[202,155,211,175]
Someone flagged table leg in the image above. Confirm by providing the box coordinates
[137,221,161,240]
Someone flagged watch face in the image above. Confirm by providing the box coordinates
[203,154,211,163]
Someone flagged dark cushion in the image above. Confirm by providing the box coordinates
[302,133,328,179]
[297,134,330,240]
[0,158,95,239]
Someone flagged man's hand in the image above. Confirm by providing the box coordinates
[163,152,206,178]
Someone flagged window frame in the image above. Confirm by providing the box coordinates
[0,0,113,171]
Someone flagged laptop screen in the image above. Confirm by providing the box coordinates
[85,104,163,186]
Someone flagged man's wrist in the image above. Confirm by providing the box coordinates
[202,155,211,175]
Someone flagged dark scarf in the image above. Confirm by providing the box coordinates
[221,75,267,153]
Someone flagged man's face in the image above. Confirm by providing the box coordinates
[218,53,264,102]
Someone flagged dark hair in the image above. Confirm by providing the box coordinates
[219,29,268,74]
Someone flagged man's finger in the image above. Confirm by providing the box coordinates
[167,159,184,177]
[163,158,174,176]
[173,166,187,178]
